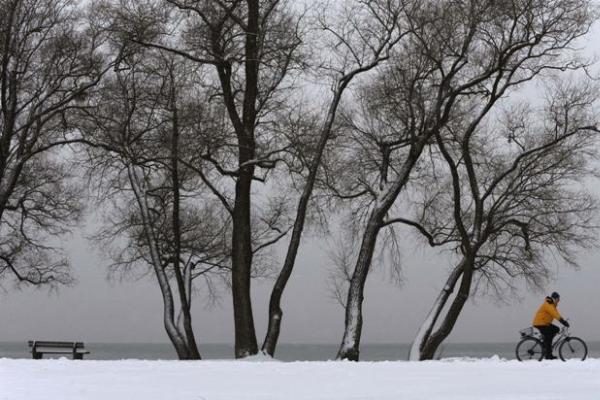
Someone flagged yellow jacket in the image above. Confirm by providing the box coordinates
[533,297,562,326]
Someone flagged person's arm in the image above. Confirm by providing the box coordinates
[546,303,569,326]
[544,303,562,320]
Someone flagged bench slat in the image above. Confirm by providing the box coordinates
[32,350,90,354]
[28,341,86,348]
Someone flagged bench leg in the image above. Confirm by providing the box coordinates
[32,351,42,360]
[73,353,83,360]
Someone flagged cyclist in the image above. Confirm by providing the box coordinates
[533,291,569,360]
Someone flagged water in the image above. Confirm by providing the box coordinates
[1,341,598,361]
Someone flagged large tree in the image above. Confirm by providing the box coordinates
[407,81,599,360]
[79,47,236,359]
[0,0,111,286]
[332,0,596,360]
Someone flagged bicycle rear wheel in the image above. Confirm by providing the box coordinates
[559,337,588,361]
[516,337,543,361]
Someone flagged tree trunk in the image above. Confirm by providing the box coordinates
[336,215,383,361]
[169,94,201,359]
[409,260,464,361]
[231,166,258,358]
[262,86,347,356]
[336,140,429,361]
[225,0,261,359]
[127,164,194,359]
[419,260,474,360]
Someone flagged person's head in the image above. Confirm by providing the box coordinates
[551,291,560,304]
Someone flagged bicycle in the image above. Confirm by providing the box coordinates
[515,325,588,361]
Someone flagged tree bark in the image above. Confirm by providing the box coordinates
[409,260,464,361]
[169,89,201,359]
[231,164,258,358]
[222,0,261,359]
[419,259,474,360]
[336,214,384,361]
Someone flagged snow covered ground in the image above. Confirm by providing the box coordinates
[2,357,599,399]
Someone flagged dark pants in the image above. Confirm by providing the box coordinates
[535,324,559,358]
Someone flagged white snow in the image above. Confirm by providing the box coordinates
[2,357,600,399]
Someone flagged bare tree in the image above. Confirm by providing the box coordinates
[331,0,596,360]
[261,0,411,357]
[0,0,111,286]
[100,0,306,357]
[79,50,231,359]
[404,81,599,360]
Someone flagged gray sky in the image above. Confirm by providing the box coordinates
[1,221,599,345]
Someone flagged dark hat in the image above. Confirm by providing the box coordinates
[551,291,560,300]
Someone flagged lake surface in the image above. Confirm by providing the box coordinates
[1,341,598,361]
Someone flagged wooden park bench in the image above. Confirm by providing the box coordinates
[28,340,90,360]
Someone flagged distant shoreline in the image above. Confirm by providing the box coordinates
[2,341,598,361]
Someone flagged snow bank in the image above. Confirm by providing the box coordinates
[2,357,599,399]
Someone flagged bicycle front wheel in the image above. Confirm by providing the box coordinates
[559,337,588,361]
[516,337,543,361]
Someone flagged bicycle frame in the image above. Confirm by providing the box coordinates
[551,327,571,351]
[524,326,570,349]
